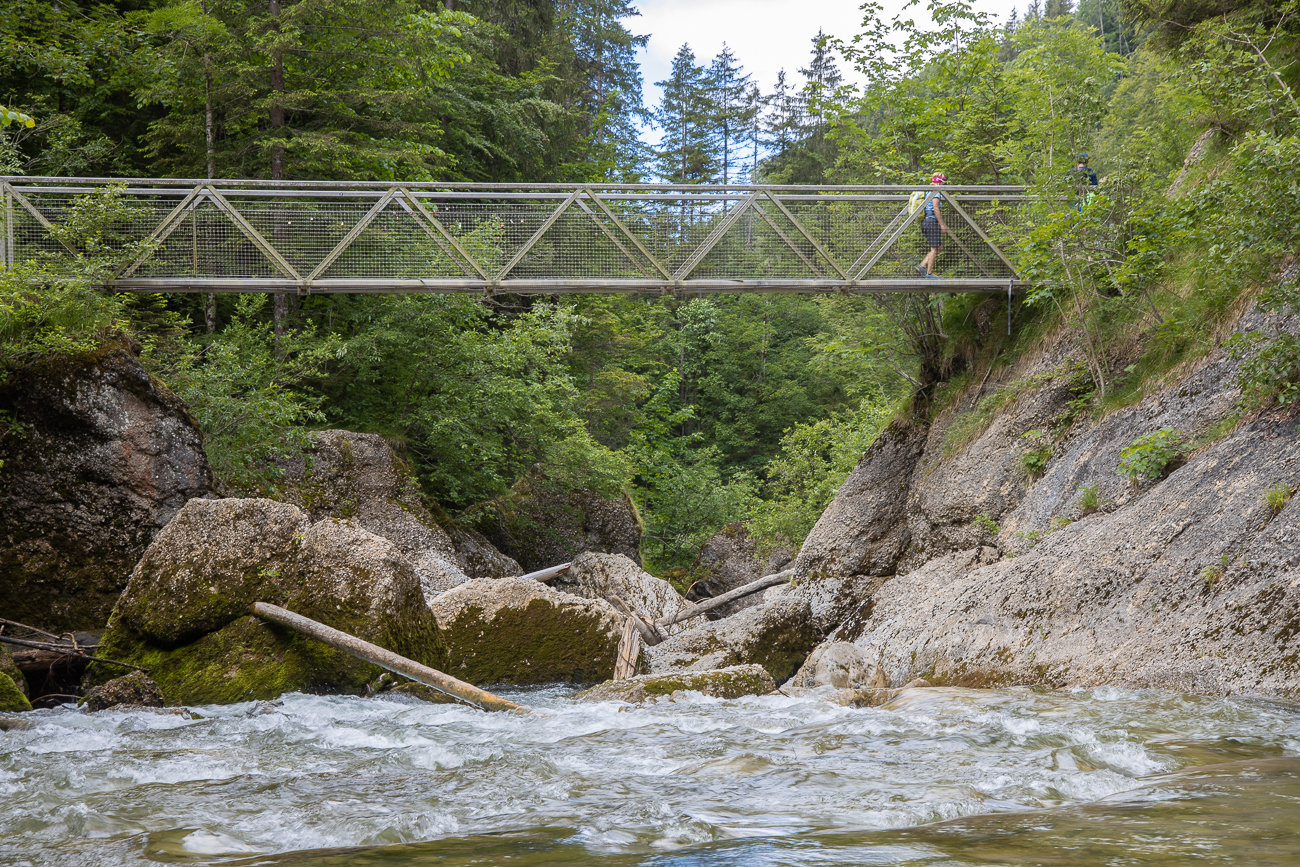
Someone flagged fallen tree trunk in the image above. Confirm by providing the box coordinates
[655,570,795,628]
[606,595,664,646]
[251,602,526,713]
[517,562,572,582]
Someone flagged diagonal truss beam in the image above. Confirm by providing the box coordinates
[117,184,208,280]
[7,185,78,255]
[585,190,671,280]
[750,200,825,278]
[494,189,582,284]
[574,196,655,279]
[852,202,926,280]
[940,191,1020,278]
[205,186,303,283]
[306,188,400,283]
[400,189,489,281]
[674,193,756,281]
[760,191,848,280]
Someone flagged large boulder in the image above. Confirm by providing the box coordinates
[277,431,475,597]
[579,665,776,703]
[467,477,642,573]
[645,596,817,683]
[686,524,793,619]
[0,644,26,699]
[0,345,212,631]
[787,641,886,690]
[428,578,624,685]
[552,552,704,634]
[444,524,523,579]
[0,671,31,713]
[88,498,445,706]
[793,418,927,580]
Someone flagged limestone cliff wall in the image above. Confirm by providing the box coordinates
[793,305,1300,699]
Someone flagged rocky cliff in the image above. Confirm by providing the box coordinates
[790,306,1300,699]
[0,345,212,631]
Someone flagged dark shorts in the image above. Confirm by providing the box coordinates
[921,217,942,248]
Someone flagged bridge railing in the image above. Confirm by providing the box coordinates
[1,178,1027,294]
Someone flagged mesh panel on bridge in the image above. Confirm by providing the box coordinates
[1,180,1026,293]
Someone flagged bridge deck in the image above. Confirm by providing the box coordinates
[1,178,1026,295]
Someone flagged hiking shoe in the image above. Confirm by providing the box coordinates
[914,264,927,276]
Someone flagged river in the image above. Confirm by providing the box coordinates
[3,685,1299,865]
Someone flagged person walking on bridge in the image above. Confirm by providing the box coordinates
[917,173,949,278]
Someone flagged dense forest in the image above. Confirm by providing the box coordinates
[3,0,1299,577]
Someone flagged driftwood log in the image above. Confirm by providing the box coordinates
[655,570,795,628]
[0,634,145,674]
[251,602,526,713]
[518,562,572,582]
[612,618,641,680]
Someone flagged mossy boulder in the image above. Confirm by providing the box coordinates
[688,524,794,620]
[0,671,31,712]
[0,344,212,631]
[0,644,26,699]
[578,664,776,703]
[276,430,475,597]
[428,578,623,685]
[88,499,445,705]
[553,552,704,634]
[113,498,309,647]
[646,597,818,684]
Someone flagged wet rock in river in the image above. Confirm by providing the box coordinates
[579,664,776,703]
[428,577,623,686]
[646,596,818,684]
[81,671,164,711]
[88,498,444,705]
[787,641,886,690]
[0,644,26,699]
[0,662,31,713]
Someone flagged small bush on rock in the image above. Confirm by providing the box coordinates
[1264,483,1296,514]
[1019,430,1051,478]
[972,513,1000,538]
[1118,428,1183,484]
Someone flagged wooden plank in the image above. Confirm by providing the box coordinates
[612,618,641,680]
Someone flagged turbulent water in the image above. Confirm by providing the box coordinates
[3,686,1300,865]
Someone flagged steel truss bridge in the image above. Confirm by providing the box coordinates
[1,178,1025,296]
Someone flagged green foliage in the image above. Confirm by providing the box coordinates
[1117,427,1183,483]
[972,512,1001,537]
[748,397,894,547]
[156,295,340,491]
[1264,483,1296,513]
[1077,484,1102,513]
[1019,429,1051,477]
[1199,554,1228,586]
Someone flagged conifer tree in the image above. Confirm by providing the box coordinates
[708,44,757,184]
[653,44,716,184]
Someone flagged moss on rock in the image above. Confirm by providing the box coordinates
[429,578,622,685]
[0,671,32,712]
[0,644,26,698]
[578,664,777,703]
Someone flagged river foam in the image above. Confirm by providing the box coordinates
[2,685,1299,865]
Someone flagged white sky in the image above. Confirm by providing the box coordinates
[632,0,1018,144]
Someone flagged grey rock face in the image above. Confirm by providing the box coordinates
[794,419,928,579]
[0,346,212,630]
[646,596,818,683]
[554,551,703,634]
[468,482,643,573]
[787,641,884,690]
[81,672,164,711]
[277,430,477,598]
[444,524,522,579]
[687,524,793,619]
[851,414,1300,697]
[579,664,777,703]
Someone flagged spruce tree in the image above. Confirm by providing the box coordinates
[708,44,757,185]
[652,44,717,185]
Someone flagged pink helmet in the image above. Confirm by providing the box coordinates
[931,173,947,184]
